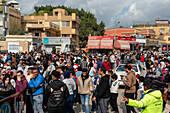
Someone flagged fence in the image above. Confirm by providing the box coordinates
[0,92,26,113]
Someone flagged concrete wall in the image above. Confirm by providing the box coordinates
[0,41,29,52]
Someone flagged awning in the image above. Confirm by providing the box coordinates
[115,40,130,50]
[100,40,113,49]
[128,41,139,44]
[87,40,100,49]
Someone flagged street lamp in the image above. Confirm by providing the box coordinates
[113,21,120,49]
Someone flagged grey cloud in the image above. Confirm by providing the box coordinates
[15,0,170,28]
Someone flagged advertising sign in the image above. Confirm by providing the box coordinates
[0,102,11,113]
[8,42,19,53]
[43,37,70,45]
[88,36,136,41]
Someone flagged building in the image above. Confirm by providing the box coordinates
[0,35,42,52]
[104,28,136,37]
[22,8,81,51]
[0,0,21,40]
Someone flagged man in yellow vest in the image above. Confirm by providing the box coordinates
[122,78,163,113]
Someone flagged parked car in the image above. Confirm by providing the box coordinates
[114,63,142,86]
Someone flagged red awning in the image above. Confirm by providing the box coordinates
[115,40,130,50]
[128,41,139,44]
[87,40,100,49]
[100,40,113,49]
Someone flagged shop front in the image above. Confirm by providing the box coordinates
[43,37,71,53]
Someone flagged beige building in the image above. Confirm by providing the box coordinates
[22,8,81,50]
[0,0,21,40]
[0,35,41,52]
[133,20,169,44]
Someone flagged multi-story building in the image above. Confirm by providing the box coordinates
[0,0,21,40]
[133,20,169,43]
[22,8,81,52]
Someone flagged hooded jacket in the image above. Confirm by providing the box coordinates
[123,70,136,93]
[44,79,69,108]
[127,89,163,113]
[78,74,92,94]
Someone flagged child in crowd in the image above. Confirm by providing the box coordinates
[110,73,119,113]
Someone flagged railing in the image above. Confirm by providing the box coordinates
[0,92,26,113]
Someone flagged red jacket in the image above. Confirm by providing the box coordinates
[103,61,111,71]
[140,55,144,62]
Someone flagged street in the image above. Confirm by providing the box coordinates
[73,87,138,113]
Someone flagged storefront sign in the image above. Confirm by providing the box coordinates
[8,42,19,53]
[88,36,136,41]
[136,39,146,44]
[0,7,3,12]
[43,37,71,45]
[117,37,136,41]
[88,36,114,40]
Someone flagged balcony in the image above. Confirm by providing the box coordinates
[26,22,59,31]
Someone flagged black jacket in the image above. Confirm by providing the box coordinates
[96,75,110,99]
[44,79,69,108]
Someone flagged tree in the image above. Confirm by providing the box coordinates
[31,5,106,48]
[2,0,7,4]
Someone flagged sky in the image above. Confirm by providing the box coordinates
[15,0,170,28]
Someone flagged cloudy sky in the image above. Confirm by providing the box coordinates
[15,0,170,28]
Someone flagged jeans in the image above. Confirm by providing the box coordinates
[124,93,136,113]
[109,93,118,112]
[111,63,115,69]
[80,94,90,113]
[65,94,75,113]
[32,94,44,113]
[16,101,24,113]
[92,93,96,111]
[97,98,109,113]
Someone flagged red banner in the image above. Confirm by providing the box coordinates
[88,36,136,41]
[117,37,136,41]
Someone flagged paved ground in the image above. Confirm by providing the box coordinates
[73,87,141,113]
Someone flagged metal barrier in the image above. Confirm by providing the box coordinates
[0,92,26,113]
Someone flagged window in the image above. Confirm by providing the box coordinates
[160,28,165,33]
[55,12,59,16]
[168,37,170,41]
[62,34,70,37]
[62,21,70,27]
[51,21,60,26]
[35,33,39,36]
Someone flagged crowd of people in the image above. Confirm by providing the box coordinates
[0,51,169,113]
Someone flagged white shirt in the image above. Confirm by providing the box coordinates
[63,78,76,95]
[110,80,119,93]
